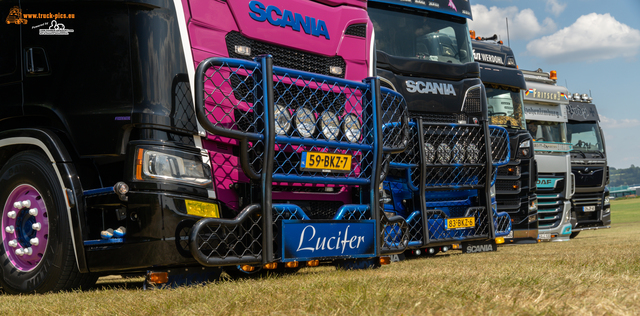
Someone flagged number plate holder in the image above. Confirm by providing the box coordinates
[300,152,352,173]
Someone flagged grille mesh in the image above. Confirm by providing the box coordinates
[226,31,346,78]
[345,23,367,38]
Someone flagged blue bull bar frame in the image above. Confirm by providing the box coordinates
[190,56,410,266]
[385,118,512,248]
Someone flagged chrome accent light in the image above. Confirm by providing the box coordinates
[294,107,316,138]
[275,104,292,136]
[424,143,436,164]
[342,114,361,143]
[437,143,451,164]
[467,144,479,163]
[319,111,340,140]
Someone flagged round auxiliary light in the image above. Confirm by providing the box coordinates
[437,143,451,164]
[294,107,316,138]
[452,143,466,164]
[319,111,340,140]
[275,104,292,136]
[342,114,362,143]
[467,144,480,163]
[424,143,436,164]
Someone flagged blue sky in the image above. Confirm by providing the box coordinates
[468,0,640,168]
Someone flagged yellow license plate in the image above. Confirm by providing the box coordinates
[301,152,352,173]
[446,217,475,230]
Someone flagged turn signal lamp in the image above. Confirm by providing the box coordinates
[147,272,169,284]
[285,261,299,268]
[263,262,278,270]
[550,70,557,80]
[380,257,391,265]
[241,265,256,272]
[307,260,320,267]
[495,237,505,245]
[470,30,476,39]
[451,244,460,250]
[186,200,220,218]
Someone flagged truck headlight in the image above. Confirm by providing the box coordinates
[604,195,610,205]
[135,147,211,186]
[437,143,451,164]
[275,104,292,136]
[294,107,316,138]
[319,111,340,140]
[452,143,466,164]
[424,143,436,164]
[466,143,479,163]
[342,114,361,143]
[518,140,531,157]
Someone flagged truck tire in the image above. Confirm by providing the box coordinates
[0,151,95,293]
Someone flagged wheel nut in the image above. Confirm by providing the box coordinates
[8,239,18,248]
[13,202,22,209]
[32,223,41,231]
[15,248,24,256]
[30,237,39,246]
[24,247,33,256]
[7,211,17,219]
[5,225,14,234]
[29,208,38,216]
[21,200,31,208]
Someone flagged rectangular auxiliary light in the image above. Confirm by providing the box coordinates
[330,66,343,75]
[234,45,251,56]
[185,200,220,218]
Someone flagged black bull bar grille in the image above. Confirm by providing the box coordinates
[386,118,511,246]
[190,56,410,265]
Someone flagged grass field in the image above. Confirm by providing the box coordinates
[1,198,639,315]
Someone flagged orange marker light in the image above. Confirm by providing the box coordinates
[307,260,319,267]
[285,261,299,268]
[263,262,278,270]
[550,70,557,80]
[380,257,391,265]
[241,265,256,272]
[470,30,476,39]
[135,148,145,180]
[148,272,169,284]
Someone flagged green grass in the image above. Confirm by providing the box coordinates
[1,198,639,315]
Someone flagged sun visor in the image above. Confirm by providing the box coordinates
[369,0,472,19]
[566,102,600,122]
[523,81,569,106]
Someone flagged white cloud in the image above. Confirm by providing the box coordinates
[545,0,566,17]
[469,5,556,41]
[526,13,640,63]
[599,115,640,129]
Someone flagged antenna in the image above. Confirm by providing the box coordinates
[506,18,510,47]
[590,89,592,97]
[565,79,568,89]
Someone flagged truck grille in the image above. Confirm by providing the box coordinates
[537,174,565,229]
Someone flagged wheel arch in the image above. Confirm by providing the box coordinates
[0,128,88,273]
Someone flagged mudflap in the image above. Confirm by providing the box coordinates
[334,258,381,270]
[143,267,222,290]
[462,240,497,254]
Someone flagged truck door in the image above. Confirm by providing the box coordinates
[0,1,23,118]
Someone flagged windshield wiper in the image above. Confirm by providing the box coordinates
[571,149,586,158]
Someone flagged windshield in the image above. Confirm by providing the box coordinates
[369,5,473,64]
[486,85,526,129]
[567,122,604,152]
[526,120,567,143]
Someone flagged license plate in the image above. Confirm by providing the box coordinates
[281,220,376,261]
[539,233,551,240]
[583,205,596,212]
[300,152,352,173]
[446,217,475,230]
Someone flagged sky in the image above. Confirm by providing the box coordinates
[467,0,640,169]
